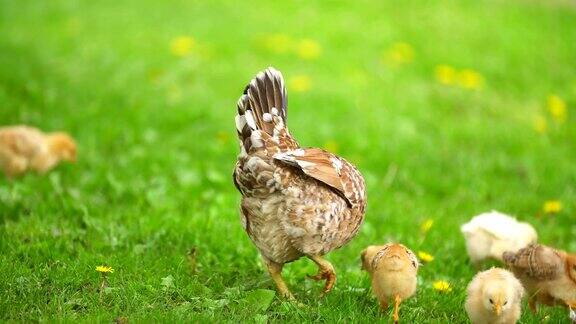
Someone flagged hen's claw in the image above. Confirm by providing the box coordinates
[307,255,336,296]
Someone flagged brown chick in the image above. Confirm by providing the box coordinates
[361,243,419,323]
[233,67,366,300]
[0,125,76,178]
[503,244,576,313]
[465,267,524,324]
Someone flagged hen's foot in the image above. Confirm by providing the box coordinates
[306,255,336,296]
[262,257,295,300]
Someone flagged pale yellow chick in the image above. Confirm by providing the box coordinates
[361,243,419,323]
[461,211,537,266]
[0,125,76,178]
[465,267,524,324]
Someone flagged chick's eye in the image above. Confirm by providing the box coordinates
[489,299,493,304]
[503,301,508,305]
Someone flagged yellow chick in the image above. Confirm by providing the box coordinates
[361,243,419,323]
[461,211,537,266]
[503,244,576,314]
[0,125,76,178]
[465,267,524,324]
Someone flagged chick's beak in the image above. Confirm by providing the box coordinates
[494,303,502,316]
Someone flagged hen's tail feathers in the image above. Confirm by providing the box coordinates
[235,67,288,154]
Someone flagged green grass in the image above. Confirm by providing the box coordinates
[1,0,575,322]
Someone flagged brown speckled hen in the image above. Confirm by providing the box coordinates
[503,244,576,314]
[233,67,366,299]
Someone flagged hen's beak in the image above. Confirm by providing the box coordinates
[493,303,502,316]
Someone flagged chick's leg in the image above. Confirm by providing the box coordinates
[393,294,402,324]
[379,300,389,311]
[262,257,294,300]
[306,255,336,295]
[528,296,538,313]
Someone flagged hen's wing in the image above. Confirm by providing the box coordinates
[274,148,365,208]
[503,244,564,280]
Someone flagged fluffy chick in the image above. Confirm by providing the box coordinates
[0,125,76,178]
[461,211,537,266]
[503,244,576,314]
[361,243,418,323]
[465,267,524,324]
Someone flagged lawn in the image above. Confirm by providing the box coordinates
[1,0,575,322]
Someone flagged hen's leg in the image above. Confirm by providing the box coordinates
[306,255,336,295]
[393,294,402,324]
[262,257,294,300]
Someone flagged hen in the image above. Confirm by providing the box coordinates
[503,244,576,314]
[0,125,76,178]
[233,67,366,299]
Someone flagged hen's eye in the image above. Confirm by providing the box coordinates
[489,299,494,304]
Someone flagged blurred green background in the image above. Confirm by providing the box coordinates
[0,0,575,322]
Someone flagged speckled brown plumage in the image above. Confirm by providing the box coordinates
[232,67,367,299]
[503,244,576,313]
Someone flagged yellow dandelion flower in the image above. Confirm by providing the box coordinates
[96,265,114,274]
[296,39,322,60]
[170,36,195,57]
[543,200,562,214]
[323,140,339,153]
[547,94,567,123]
[434,65,456,85]
[420,219,434,233]
[383,42,414,66]
[433,280,452,293]
[457,69,484,90]
[288,74,312,93]
[533,115,548,134]
[262,33,293,54]
[418,251,434,263]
